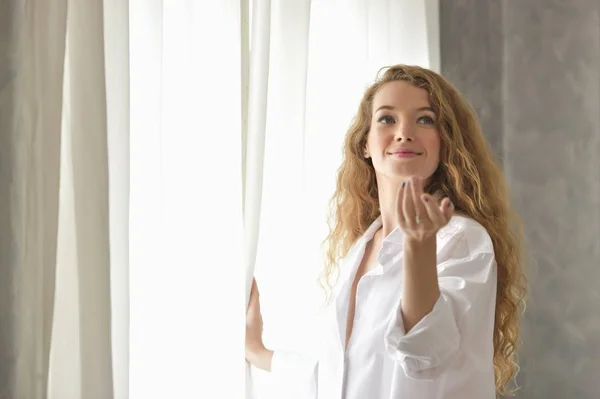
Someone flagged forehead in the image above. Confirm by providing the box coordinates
[372,80,430,110]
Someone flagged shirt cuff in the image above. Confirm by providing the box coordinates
[384,294,460,379]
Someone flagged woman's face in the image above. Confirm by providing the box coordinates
[364,81,441,184]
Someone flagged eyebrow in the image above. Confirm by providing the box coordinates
[375,105,435,113]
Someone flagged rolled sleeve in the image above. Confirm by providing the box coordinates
[384,294,460,380]
[384,231,497,380]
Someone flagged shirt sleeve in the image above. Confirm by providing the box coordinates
[383,227,497,380]
[270,350,319,399]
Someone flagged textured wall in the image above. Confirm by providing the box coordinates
[0,0,17,397]
[441,1,600,398]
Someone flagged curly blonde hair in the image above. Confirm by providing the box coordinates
[322,64,527,395]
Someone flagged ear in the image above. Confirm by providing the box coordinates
[363,144,370,158]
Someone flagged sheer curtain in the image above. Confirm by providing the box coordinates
[9,1,251,398]
[249,0,439,397]
[48,0,129,398]
[3,0,438,398]
[8,0,128,398]
[128,2,439,397]
[128,1,246,397]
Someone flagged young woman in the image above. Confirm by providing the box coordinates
[246,64,526,399]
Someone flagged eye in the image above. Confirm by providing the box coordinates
[417,115,436,125]
[377,115,395,124]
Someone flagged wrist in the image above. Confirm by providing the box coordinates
[404,235,436,251]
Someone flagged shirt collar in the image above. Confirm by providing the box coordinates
[358,215,404,245]
[361,215,463,244]
[352,215,404,272]
[356,215,385,245]
[340,215,466,280]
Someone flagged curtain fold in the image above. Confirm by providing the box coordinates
[63,1,113,394]
[49,0,120,397]
[12,1,68,398]
[243,0,273,394]
[103,1,131,397]
[6,1,127,398]
[244,0,270,313]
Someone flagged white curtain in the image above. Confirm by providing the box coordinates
[128,1,246,398]
[10,0,128,398]
[46,0,130,398]
[4,0,438,398]
[246,0,439,399]
[13,1,68,398]
[248,0,439,397]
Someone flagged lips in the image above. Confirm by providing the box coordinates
[389,150,424,156]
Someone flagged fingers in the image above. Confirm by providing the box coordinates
[397,176,456,235]
[439,197,454,220]
[421,193,446,227]
[396,180,407,224]
[246,278,264,344]
[252,278,259,296]
[399,177,428,229]
[422,195,454,226]
[397,177,456,235]
[402,180,414,227]
[248,278,260,310]
[411,177,427,226]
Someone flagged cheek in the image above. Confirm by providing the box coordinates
[366,133,388,155]
[423,132,441,159]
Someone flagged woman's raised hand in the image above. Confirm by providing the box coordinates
[396,176,454,242]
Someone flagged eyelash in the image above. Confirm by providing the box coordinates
[378,115,435,125]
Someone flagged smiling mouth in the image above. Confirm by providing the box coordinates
[389,151,424,157]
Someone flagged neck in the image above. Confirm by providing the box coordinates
[376,177,402,238]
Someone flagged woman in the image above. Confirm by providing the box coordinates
[246,64,526,398]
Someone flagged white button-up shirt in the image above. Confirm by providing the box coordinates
[270,215,498,399]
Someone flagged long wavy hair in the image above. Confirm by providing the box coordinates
[322,65,527,395]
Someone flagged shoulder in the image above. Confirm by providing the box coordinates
[438,215,494,258]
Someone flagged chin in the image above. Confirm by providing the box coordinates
[381,169,431,182]
[391,169,421,179]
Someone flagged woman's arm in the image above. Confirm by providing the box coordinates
[401,236,440,332]
[385,240,497,380]
[245,279,273,371]
[245,279,319,398]
[385,177,497,381]
[396,177,451,332]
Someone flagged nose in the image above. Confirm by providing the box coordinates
[394,122,414,142]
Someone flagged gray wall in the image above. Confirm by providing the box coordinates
[0,0,17,397]
[441,1,600,398]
